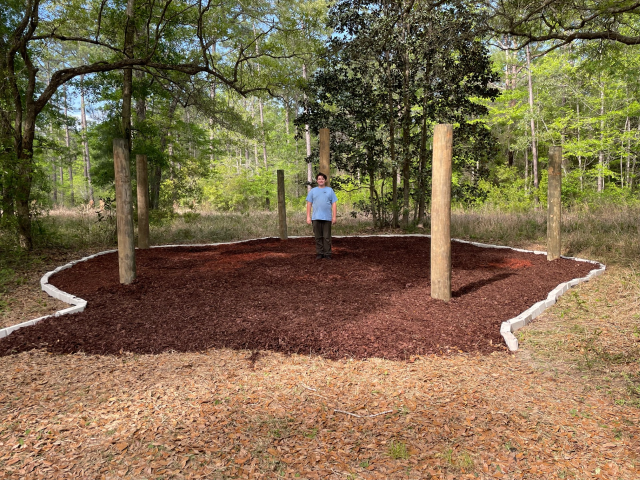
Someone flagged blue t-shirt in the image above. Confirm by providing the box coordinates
[306,187,338,221]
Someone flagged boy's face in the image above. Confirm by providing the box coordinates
[317,175,326,187]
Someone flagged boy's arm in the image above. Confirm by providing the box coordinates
[332,202,337,224]
[306,202,312,224]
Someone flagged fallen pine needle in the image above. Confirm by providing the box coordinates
[334,409,393,418]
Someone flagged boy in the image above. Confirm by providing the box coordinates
[306,173,338,259]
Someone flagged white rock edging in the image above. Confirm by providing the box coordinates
[0,250,116,340]
[0,236,606,352]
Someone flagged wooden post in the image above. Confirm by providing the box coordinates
[547,146,562,261]
[113,139,136,284]
[319,128,330,184]
[431,124,453,302]
[136,154,150,249]
[277,169,288,240]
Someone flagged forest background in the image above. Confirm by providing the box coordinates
[1,0,640,251]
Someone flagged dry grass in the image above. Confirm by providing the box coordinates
[517,264,640,408]
[451,203,640,267]
[1,206,640,478]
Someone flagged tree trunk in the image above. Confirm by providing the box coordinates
[387,51,399,228]
[633,119,639,190]
[284,97,290,141]
[625,116,631,188]
[209,43,217,164]
[135,72,150,248]
[151,97,177,209]
[122,0,135,148]
[319,128,330,184]
[59,165,64,206]
[368,160,378,228]
[547,146,562,261]
[526,45,539,193]
[1,171,14,221]
[401,21,411,228]
[598,83,604,192]
[302,63,313,191]
[277,169,287,239]
[524,148,529,192]
[113,0,137,279]
[52,160,58,204]
[114,139,136,284]
[253,24,268,169]
[417,107,428,226]
[136,155,150,248]
[577,103,583,191]
[150,164,162,209]
[63,85,74,206]
[16,116,37,249]
[80,75,94,204]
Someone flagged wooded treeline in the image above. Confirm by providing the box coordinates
[2,0,640,249]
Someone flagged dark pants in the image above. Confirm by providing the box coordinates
[312,220,332,257]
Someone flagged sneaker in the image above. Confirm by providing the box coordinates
[324,255,332,260]
[316,255,324,260]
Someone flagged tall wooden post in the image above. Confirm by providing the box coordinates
[113,139,136,284]
[547,146,562,261]
[319,128,330,184]
[277,169,288,240]
[431,124,453,302]
[136,154,150,249]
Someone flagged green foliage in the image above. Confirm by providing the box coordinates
[475,166,534,211]
[296,0,498,226]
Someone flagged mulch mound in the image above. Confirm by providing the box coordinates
[0,237,596,359]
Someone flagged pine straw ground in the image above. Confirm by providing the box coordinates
[1,245,640,479]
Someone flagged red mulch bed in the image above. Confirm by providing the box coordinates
[0,237,596,359]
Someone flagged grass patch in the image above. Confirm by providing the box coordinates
[441,447,475,473]
[387,440,409,460]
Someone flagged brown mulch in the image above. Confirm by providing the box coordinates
[0,237,596,359]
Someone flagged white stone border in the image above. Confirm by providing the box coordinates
[0,235,605,352]
[450,239,606,351]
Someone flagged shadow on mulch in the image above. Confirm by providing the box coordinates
[0,237,596,360]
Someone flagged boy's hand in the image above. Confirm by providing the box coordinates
[307,217,312,225]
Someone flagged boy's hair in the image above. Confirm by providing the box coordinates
[316,172,327,180]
